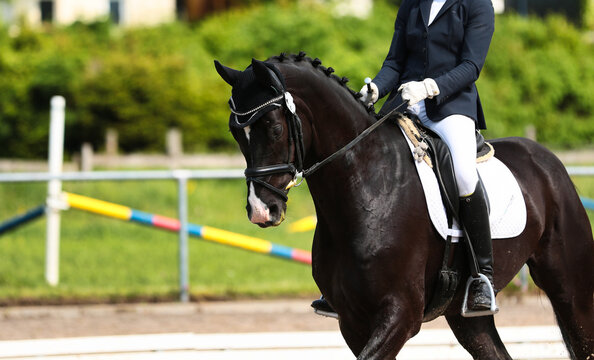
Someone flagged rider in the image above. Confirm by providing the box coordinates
[312,0,496,316]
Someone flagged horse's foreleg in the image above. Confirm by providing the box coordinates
[341,302,423,360]
[445,313,512,360]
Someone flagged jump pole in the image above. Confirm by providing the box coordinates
[176,170,190,302]
[0,205,46,236]
[62,192,312,265]
[46,96,66,286]
[582,197,594,211]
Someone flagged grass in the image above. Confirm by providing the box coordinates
[0,175,592,305]
[0,179,318,304]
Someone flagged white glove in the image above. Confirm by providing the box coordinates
[359,82,379,106]
[398,78,440,105]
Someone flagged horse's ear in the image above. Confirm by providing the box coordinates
[252,58,284,92]
[214,60,241,86]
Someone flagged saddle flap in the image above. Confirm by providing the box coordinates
[397,115,496,222]
[398,120,527,241]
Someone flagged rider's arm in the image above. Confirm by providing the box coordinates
[372,0,413,99]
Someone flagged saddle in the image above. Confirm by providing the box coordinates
[396,113,495,321]
[397,114,494,218]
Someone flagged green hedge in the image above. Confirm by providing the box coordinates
[480,15,594,146]
[0,2,592,158]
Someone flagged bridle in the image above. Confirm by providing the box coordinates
[229,82,406,203]
[230,91,305,202]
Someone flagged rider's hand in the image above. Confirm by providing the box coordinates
[398,78,440,105]
[359,82,379,107]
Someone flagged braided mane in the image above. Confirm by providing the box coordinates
[266,52,367,108]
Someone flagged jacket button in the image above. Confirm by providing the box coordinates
[423,33,427,39]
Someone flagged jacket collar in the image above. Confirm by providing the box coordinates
[420,0,458,27]
[420,0,431,28]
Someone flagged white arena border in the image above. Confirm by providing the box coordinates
[0,326,568,360]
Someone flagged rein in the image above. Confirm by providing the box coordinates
[302,100,407,178]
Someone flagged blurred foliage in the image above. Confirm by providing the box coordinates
[479,15,594,146]
[0,2,592,158]
[586,0,594,29]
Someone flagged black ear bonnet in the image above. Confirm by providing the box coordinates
[215,59,287,129]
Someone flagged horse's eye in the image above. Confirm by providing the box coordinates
[271,124,283,139]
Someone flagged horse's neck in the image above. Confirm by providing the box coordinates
[295,87,412,230]
[290,75,373,163]
[281,63,414,229]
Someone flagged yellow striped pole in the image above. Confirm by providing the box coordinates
[63,192,311,265]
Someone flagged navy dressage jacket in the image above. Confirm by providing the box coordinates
[373,0,495,129]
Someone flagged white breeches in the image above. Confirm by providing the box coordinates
[409,101,479,197]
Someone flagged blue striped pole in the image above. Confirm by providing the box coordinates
[0,205,46,236]
[581,197,594,211]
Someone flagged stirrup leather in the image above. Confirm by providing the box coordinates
[461,273,499,317]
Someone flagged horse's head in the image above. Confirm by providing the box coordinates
[215,58,307,228]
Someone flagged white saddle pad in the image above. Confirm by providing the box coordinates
[400,128,527,241]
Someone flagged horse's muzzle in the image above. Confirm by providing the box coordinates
[247,203,286,228]
[246,182,287,227]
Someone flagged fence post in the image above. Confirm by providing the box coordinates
[105,129,118,156]
[81,143,94,172]
[167,128,183,169]
[175,170,190,302]
[45,96,66,286]
[166,128,183,157]
[525,124,537,141]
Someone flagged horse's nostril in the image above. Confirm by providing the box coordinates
[269,204,279,215]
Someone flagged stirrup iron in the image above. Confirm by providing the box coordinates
[461,273,499,317]
[313,309,339,319]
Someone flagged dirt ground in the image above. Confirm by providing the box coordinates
[0,295,557,341]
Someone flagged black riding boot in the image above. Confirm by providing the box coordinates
[459,180,495,311]
[311,296,338,318]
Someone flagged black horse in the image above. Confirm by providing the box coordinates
[215,54,594,360]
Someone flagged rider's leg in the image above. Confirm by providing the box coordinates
[459,180,495,310]
[419,111,495,311]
